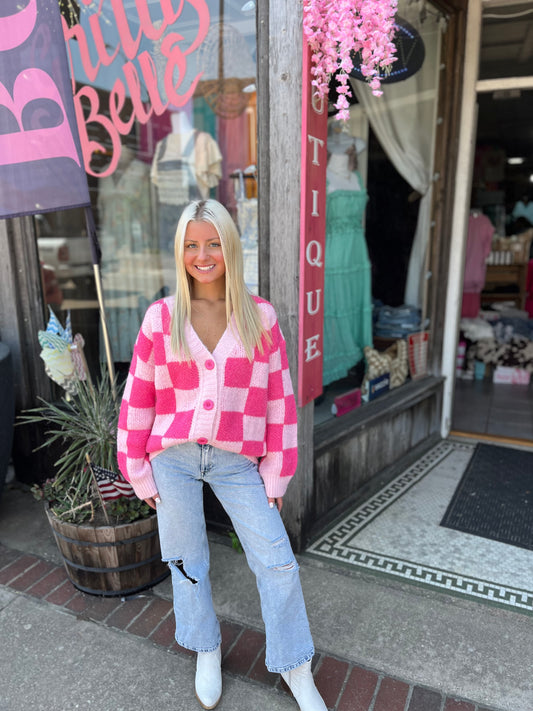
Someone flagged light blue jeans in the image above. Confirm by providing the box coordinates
[152,443,315,673]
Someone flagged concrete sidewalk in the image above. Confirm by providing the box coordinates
[0,481,528,711]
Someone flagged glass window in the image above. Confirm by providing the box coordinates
[474,90,533,228]
[480,7,533,81]
[315,0,443,424]
[37,1,258,374]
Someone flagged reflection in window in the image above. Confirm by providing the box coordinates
[480,8,533,81]
[47,1,258,370]
[315,0,443,424]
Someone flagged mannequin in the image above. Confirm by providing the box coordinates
[322,128,373,387]
[151,110,223,254]
[170,110,193,135]
[98,145,151,256]
[115,144,135,174]
[326,153,362,192]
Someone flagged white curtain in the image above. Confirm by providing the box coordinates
[351,5,443,311]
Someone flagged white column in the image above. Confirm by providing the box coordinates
[440,0,483,437]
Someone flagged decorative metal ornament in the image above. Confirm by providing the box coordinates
[196,23,256,118]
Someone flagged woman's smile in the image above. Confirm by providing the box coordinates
[195,264,216,271]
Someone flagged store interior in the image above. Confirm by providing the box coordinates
[314,4,445,423]
[310,8,533,633]
[452,90,533,442]
[316,6,533,438]
[452,5,533,443]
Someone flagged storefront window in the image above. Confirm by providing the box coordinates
[315,0,444,424]
[36,1,258,373]
[480,9,533,81]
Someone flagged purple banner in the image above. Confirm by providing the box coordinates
[0,0,90,218]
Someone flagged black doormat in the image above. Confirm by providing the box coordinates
[441,443,533,551]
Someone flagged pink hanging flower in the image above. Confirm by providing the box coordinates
[303,0,398,120]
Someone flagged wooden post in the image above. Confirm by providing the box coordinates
[440,0,482,437]
[258,0,314,551]
[0,216,53,482]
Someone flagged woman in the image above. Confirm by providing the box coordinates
[117,199,326,711]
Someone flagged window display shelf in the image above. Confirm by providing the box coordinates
[481,263,528,310]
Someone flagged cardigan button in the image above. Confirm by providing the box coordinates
[197,437,208,445]
[205,359,215,370]
[203,399,214,410]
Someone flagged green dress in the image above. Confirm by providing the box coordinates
[323,178,373,386]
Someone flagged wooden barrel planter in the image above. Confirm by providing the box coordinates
[46,509,169,597]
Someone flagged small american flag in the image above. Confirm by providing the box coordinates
[90,464,136,502]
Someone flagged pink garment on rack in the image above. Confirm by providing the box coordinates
[461,292,481,318]
[138,111,172,164]
[463,213,494,293]
[216,112,249,210]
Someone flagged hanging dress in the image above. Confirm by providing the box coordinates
[461,212,494,318]
[323,174,373,386]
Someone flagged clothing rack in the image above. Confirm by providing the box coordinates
[230,168,257,201]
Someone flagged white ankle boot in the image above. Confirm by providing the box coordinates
[195,645,222,710]
[281,660,327,711]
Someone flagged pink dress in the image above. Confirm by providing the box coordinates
[462,213,494,318]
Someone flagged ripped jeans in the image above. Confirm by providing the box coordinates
[152,443,315,673]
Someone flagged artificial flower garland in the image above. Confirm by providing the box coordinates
[303,0,398,120]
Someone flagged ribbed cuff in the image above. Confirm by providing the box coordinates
[130,469,158,501]
[262,473,292,499]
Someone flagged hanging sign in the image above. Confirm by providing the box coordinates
[0,0,90,218]
[350,17,425,85]
[298,40,328,407]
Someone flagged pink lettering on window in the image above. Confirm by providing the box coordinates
[74,84,121,177]
[63,20,100,85]
[135,0,173,41]
[137,52,167,116]
[162,33,203,108]
[88,13,120,68]
[110,0,143,60]
[66,0,211,175]
[186,0,211,54]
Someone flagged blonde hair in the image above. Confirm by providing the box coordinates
[170,199,270,360]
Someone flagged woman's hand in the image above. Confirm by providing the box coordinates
[268,497,283,512]
[144,494,161,510]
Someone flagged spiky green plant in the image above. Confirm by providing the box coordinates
[18,368,138,523]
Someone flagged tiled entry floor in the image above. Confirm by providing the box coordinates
[452,378,533,440]
[307,439,533,614]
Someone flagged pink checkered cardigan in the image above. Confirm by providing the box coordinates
[117,295,298,500]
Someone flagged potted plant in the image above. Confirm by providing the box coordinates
[20,319,168,597]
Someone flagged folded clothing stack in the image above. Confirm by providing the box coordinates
[374,304,422,339]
